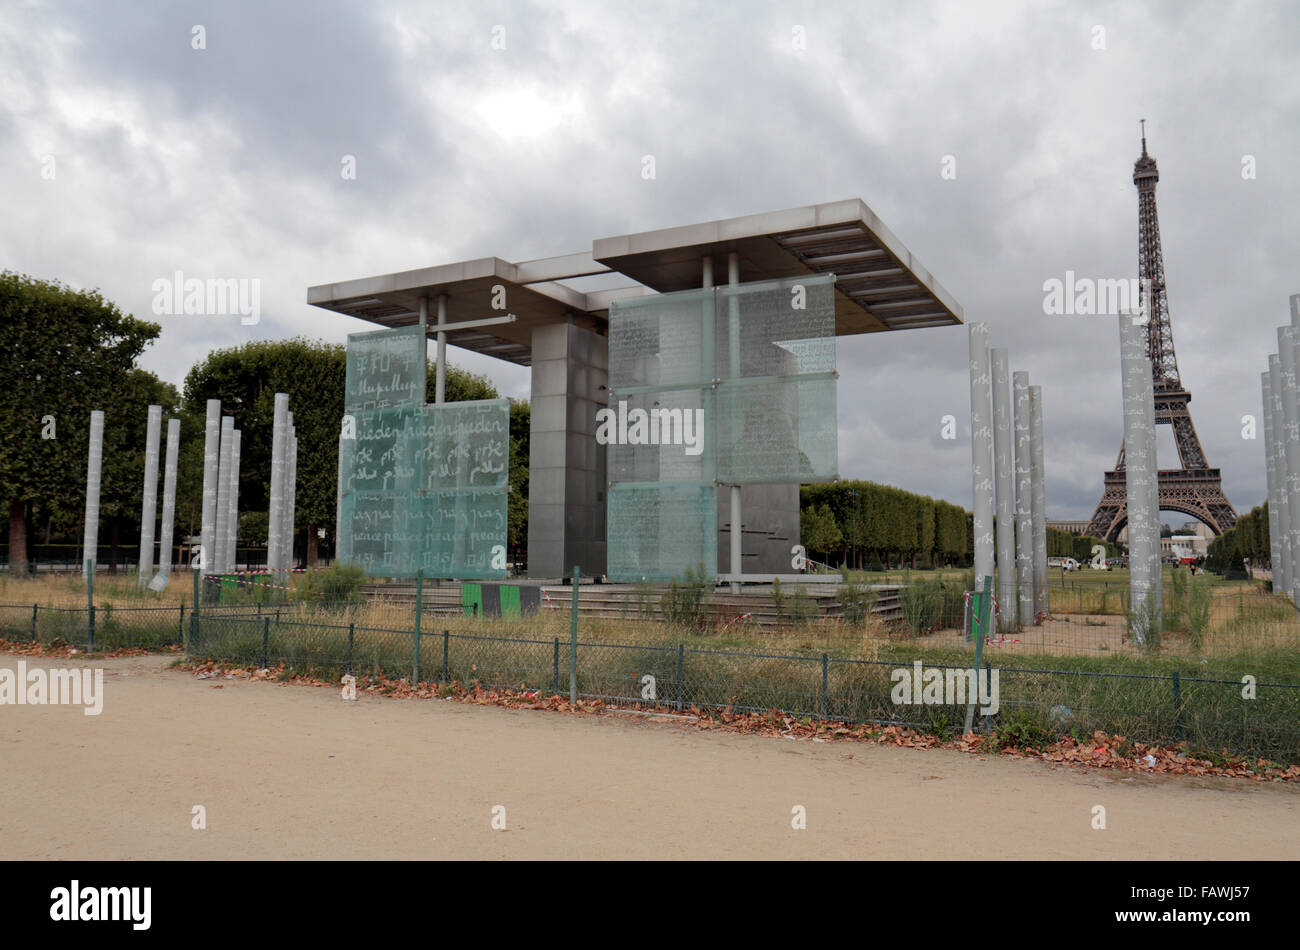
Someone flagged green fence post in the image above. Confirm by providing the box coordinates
[188,566,200,659]
[31,603,38,642]
[442,629,449,684]
[552,637,559,693]
[178,601,184,643]
[569,565,579,704]
[413,569,423,686]
[261,616,269,669]
[677,644,684,711]
[346,622,355,675]
[86,560,95,652]
[820,653,829,719]
[964,575,992,735]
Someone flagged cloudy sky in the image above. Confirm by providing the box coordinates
[3,0,1297,524]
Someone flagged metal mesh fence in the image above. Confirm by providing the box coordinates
[5,575,1299,764]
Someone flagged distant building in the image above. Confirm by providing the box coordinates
[1047,520,1090,535]
[1162,534,1207,557]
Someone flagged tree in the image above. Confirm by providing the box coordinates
[800,504,842,560]
[0,272,161,574]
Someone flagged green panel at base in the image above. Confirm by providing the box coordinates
[500,585,521,617]
[461,583,481,617]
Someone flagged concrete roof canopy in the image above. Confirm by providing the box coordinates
[306,199,964,365]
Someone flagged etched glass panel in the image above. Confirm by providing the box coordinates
[606,482,717,583]
[714,276,837,378]
[604,275,837,580]
[608,287,713,389]
[715,375,839,483]
[604,389,712,484]
[412,488,509,579]
[337,381,508,577]
[344,324,427,412]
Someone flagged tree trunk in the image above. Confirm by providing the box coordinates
[8,500,29,576]
[306,524,318,567]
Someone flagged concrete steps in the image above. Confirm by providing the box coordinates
[361,582,903,628]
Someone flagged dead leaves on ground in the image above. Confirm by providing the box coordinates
[174,659,1300,785]
[0,637,182,659]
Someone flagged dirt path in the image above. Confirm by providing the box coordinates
[2,653,1297,860]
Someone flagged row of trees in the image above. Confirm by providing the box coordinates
[1,273,530,573]
[1206,502,1267,572]
[799,480,971,569]
[1047,526,1121,562]
[799,480,1119,570]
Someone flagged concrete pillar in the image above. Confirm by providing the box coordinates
[200,400,221,575]
[526,323,608,578]
[990,348,1017,632]
[82,410,104,576]
[284,425,297,575]
[158,418,180,577]
[214,416,234,576]
[226,429,241,573]
[1263,372,1284,592]
[1277,327,1300,602]
[1030,385,1048,619]
[727,252,741,593]
[1143,354,1162,612]
[1013,372,1035,627]
[269,393,289,576]
[968,323,995,591]
[1268,355,1292,597]
[1120,315,1158,642]
[137,404,162,587]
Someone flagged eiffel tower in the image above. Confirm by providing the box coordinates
[1086,124,1237,541]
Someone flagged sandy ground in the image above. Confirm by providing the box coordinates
[1,653,1297,860]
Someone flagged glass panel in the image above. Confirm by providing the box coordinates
[344,408,423,495]
[604,274,837,579]
[412,489,509,579]
[604,389,712,484]
[606,482,717,583]
[609,287,713,389]
[337,396,509,578]
[415,399,511,491]
[344,324,427,412]
[715,375,839,483]
[715,275,837,378]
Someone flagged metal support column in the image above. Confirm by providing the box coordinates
[157,418,180,579]
[200,399,221,577]
[137,404,162,587]
[82,410,104,577]
[990,348,1016,632]
[968,323,995,592]
[727,252,741,594]
[1030,385,1048,619]
[1013,371,1035,627]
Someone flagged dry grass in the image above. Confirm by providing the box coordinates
[0,572,191,607]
